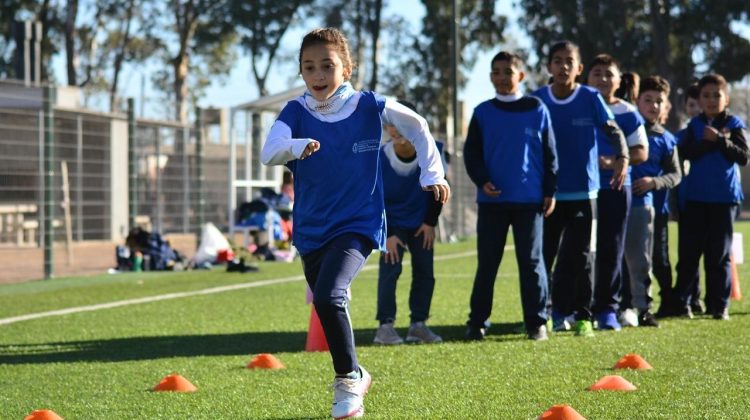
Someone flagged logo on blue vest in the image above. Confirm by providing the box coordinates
[352,139,380,153]
[571,117,593,127]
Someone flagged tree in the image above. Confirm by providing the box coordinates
[231,0,312,97]
[517,0,750,124]
[147,0,236,122]
[320,0,385,90]
[380,0,506,132]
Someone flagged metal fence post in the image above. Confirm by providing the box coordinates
[195,107,204,240]
[44,85,55,279]
[128,98,137,230]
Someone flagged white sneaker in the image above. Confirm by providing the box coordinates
[373,323,403,345]
[405,321,443,343]
[619,308,639,327]
[332,366,372,419]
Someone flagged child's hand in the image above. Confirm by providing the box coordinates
[598,155,615,170]
[482,182,501,197]
[383,235,406,264]
[543,197,556,218]
[299,140,320,159]
[632,176,656,196]
[610,157,629,190]
[414,224,436,250]
[703,126,719,142]
[424,184,451,204]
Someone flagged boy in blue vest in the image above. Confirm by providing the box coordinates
[374,100,445,345]
[670,74,748,320]
[464,51,558,341]
[625,75,682,327]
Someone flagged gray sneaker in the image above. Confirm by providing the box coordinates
[373,323,403,345]
[405,321,443,344]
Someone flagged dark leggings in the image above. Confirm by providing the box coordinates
[302,233,373,375]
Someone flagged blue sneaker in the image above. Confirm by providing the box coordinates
[551,310,571,332]
[595,310,622,331]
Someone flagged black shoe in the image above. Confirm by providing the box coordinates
[690,299,706,315]
[638,311,660,328]
[527,325,549,341]
[712,307,730,320]
[465,325,486,341]
[676,306,694,319]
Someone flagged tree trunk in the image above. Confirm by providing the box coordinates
[173,52,190,122]
[368,0,382,90]
[110,0,135,113]
[65,0,79,86]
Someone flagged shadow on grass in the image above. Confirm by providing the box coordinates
[0,322,526,365]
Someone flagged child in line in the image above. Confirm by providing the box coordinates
[661,83,704,316]
[586,55,648,331]
[534,41,629,337]
[671,74,748,320]
[464,51,558,341]
[261,28,449,419]
[374,100,445,345]
[625,75,681,327]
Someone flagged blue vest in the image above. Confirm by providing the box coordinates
[381,142,443,229]
[631,128,676,208]
[534,85,614,200]
[683,115,745,204]
[472,97,548,204]
[280,92,387,255]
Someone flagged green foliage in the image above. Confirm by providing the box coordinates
[517,0,750,97]
[380,0,506,132]
[231,0,312,97]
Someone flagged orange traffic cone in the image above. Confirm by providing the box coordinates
[24,410,63,420]
[588,375,637,391]
[305,306,329,352]
[614,353,653,370]
[247,353,285,369]
[153,373,198,392]
[730,254,742,301]
[538,404,586,420]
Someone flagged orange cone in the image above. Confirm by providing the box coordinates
[247,353,285,369]
[537,404,586,420]
[613,353,653,370]
[305,306,329,352]
[153,373,198,392]
[588,375,637,391]
[24,410,63,420]
[730,254,742,300]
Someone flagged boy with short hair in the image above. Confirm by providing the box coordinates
[671,74,749,320]
[627,75,682,327]
[464,51,558,341]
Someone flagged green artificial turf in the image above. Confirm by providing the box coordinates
[0,223,749,419]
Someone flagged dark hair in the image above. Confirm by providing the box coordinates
[588,53,620,71]
[547,40,580,64]
[397,100,417,113]
[299,28,354,78]
[698,74,728,95]
[639,75,670,97]
[491,51,523,69]
[615,72,640,102]
[684,83,700,102]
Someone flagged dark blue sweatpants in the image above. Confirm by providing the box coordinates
[593,187,631,313]
[302,233,373,375]
[376,226,435,324]
[674,201,736,312]
[468,204,548,329]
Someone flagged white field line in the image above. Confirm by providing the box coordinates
[0,249,485,326]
